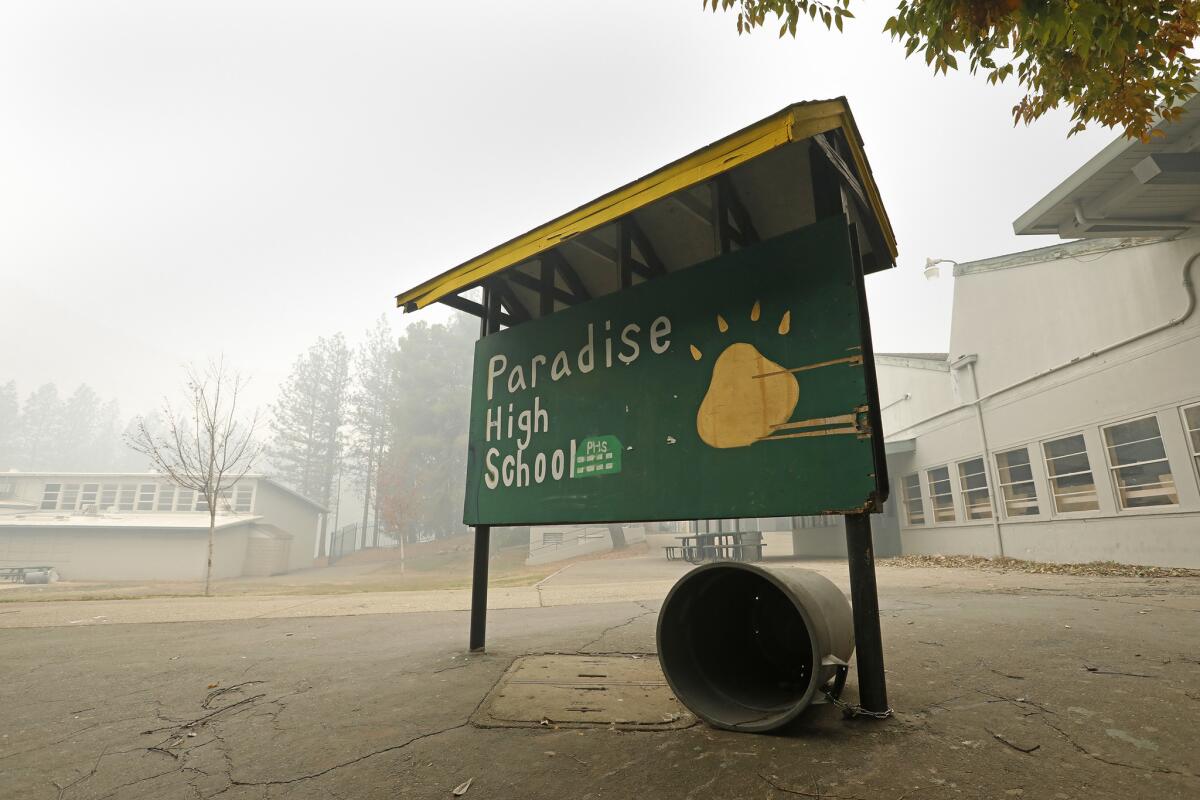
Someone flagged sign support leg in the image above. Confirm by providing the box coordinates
[469,524,491,652]
[844,512,888,715]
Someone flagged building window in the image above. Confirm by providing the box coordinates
[136,484,156,511]
[196,493,210,513]
[1102,416,1178,509]
[926,466,956,523]
[901,474,924,526]
[60,483,80,511]
[100,484,118,511]
[995,448,1039,517]
[177,488,196,511]
[1183,404,1200,477]
[956,458,992,520]
[78,483,99,511]
[40,483,61,510]
[118,484,137,512]
[156,484,177,512]
[234,484,254,513]
[1042,434,1100,513]
[542,532,564,545]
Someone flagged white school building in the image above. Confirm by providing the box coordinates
[877,92,1200,568]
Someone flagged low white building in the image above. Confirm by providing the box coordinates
[527,524,648,565]
[878,94,1200,568]
[0,473,326,581]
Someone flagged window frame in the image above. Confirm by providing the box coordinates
[900,473,925,527]
[118,484,137,512]
[1041,432,1101,517]
[136,483,157,511]
[1182,403,1200,490]
[925,465,957,524]
[59,483,81,512]
[100,484,118,511]
[955,456,993,521]
[156,484,177,512]
[40,483,62,510]
[1100,414,1179,512]
[994,446,1041,520]
[233,483,255,514]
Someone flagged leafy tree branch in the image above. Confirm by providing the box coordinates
[705,0,1199,138]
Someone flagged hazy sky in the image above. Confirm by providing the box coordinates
[1,0,1114,417]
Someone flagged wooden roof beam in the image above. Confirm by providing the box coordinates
[505,267,582,306]
[542,249,592,302]
[438,293,516,327]
[489,278,532,323]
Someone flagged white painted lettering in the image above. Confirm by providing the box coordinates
[618,323,641,365]
[650,316,672,354]
[486,355,507,401]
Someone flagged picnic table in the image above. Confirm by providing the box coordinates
[663,531,764,564]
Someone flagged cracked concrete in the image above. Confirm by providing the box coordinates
[1,557,1198,798]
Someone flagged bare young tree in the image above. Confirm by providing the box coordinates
[126,359,262,596]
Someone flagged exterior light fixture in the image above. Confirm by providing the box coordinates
[923,257,957,280]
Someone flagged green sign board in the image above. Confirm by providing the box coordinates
[463,216,881,526]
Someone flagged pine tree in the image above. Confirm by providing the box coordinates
[19,383,63,470]
[348,317,397,547]
[381,314,475,541]
[59,384,102,470]
[0,381,18,471]
[90,399,123,470]
[268,334,351,554]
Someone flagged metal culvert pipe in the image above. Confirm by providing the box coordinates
[656,562,854,732]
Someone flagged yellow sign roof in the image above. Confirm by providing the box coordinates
[396,98,897,312]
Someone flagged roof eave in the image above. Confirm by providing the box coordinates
[395,98,898,312]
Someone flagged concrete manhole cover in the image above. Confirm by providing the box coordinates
[473,654,695,730]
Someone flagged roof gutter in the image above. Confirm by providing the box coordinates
[1072,201,1200,235]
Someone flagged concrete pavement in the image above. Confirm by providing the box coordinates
[1,558,1198,799]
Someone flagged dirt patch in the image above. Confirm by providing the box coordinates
[883,554,1200,579]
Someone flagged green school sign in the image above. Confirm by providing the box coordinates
[463,216,881,526]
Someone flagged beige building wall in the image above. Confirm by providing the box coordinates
[883,237,1200,568]
[875,356,956,434]
[251,480,322,569]
[0,524,254,581]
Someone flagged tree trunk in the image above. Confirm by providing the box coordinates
[315,515,328,559]
[607,524,628,550]
[205,509,216,597]
[360,451,373,549]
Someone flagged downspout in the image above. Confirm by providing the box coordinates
[950,355,1004,558]
[888,249,1200,440]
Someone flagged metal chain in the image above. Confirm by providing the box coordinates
[821,667,894,720]
[821,687,894,720]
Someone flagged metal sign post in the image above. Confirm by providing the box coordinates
[470,287,501,653]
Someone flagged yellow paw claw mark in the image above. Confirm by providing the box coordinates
[693,299,797,449]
